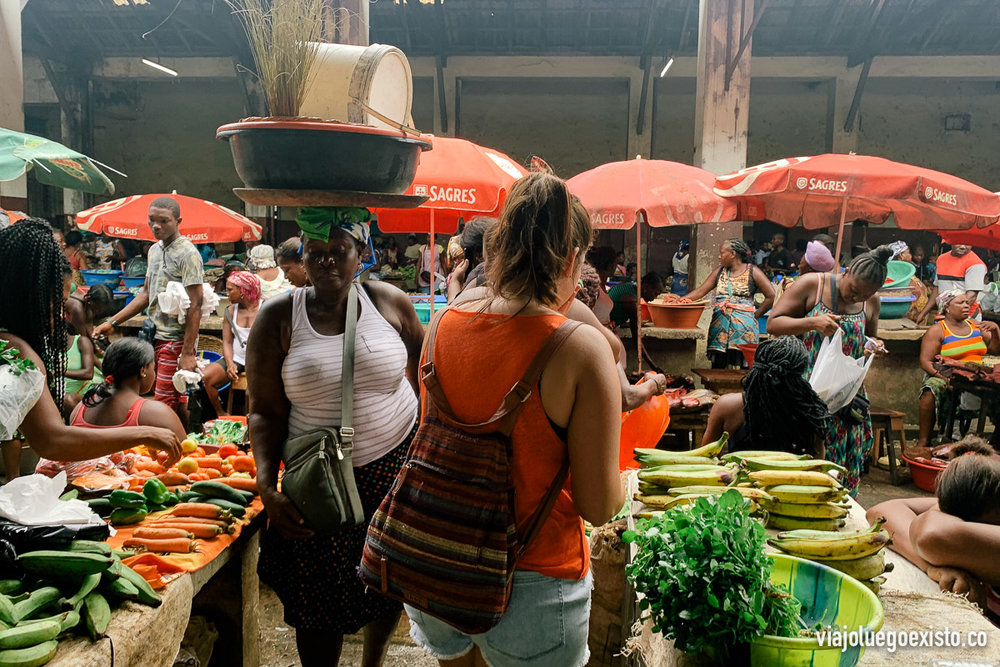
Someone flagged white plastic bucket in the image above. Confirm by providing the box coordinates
[300,42,413,130]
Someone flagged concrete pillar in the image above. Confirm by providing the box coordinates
[0,2,26,211]
[691,0,754,285]
[827,65,862,153]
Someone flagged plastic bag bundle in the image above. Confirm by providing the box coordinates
[808,329,875,414]
[0,364,44,441]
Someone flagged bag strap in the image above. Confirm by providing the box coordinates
[830,274,838,315]
[421,313,582,435]
[223,306,246,348]
[340,284,359,446]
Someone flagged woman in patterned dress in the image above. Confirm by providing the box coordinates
[768,246,893,495]
[686,238,775,368]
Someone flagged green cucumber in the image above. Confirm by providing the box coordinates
[190,481,252,506]
[200,497,246,518]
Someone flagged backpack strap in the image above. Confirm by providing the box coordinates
[515,458,570,558]
[422,317,582,434]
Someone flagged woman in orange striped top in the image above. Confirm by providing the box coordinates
[917,290,1000,447]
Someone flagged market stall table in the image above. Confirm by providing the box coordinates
[48,506,265,667]
[117,314,224,335]
[624,472,1000,666]
[691,368,747,395]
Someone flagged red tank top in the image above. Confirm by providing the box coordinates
[70,398,147,428]
[426,309,589,580]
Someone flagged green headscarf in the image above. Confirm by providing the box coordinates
[295,207,372,244]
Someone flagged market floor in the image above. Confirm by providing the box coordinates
[258,583,436,666]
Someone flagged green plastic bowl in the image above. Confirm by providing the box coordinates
[883,260,915,289]
[751,554,885,667]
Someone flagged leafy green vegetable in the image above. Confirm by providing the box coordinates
[0,340,37,376]
[187,419,247,445]
[623,489,803,659]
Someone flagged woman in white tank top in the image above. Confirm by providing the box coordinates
[202,271,261,417]
[246,207,425,666]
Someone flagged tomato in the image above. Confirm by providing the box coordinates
[194,447,207,458]
[181,439,199,455]
[176,457,199,475]
[218,444,239,459]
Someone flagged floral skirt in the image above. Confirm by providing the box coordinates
[258,428,414,633]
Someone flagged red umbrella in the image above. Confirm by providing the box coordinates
[713,154,1000,261]
[76,193,262,243]
[567,158,739,371]
[374,136,528,307]
[567,158,738,229]
[375,135,528,235]
[939,200,1000,249]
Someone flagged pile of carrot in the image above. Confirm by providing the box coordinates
[119,503,239,554]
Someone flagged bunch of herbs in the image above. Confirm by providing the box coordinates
[623,489,803,660]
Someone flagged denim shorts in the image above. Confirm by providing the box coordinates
[406,570,593,667]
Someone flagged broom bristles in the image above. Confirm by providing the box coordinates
[228,0,326,117]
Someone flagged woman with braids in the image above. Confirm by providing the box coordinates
[702,336,829,456]
[768,245,893,494]
[686,238,775,368]
[0,219,181,464]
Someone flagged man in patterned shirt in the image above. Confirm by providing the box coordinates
[95,196,204,426]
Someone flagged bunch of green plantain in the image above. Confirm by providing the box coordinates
[724,452,852,531]
[633,434,769,519]
[0,540,162,666]
[768,518,893,594]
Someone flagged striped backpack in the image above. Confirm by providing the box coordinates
[359,313,579,634]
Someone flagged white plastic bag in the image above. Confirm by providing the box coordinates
[808,329,874,414]
[0,363,45,441]
[0,472,105,526]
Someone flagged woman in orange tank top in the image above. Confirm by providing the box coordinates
[406,173,624,667]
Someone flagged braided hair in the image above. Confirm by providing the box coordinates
[0,218,71,406]
[741,336,829,455]
[726,238,753,264]
[82,338,155,407]
[847,244,893,287]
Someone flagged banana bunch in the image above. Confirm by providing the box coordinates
[728,454,852,531]
[0,541,162,666]
[633,434,770,515]
[768,518,893,593]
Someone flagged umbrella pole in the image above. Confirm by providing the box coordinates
[636,214,642,374]
[834,199,848,270]
[430,209,436,315]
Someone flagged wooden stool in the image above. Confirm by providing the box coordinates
[226,373,249,415]
[869,407,907,485]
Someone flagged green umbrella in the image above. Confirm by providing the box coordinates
[0,127,122,195]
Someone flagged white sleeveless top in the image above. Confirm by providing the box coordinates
[281,286,418,467]
[230,304,252,366]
